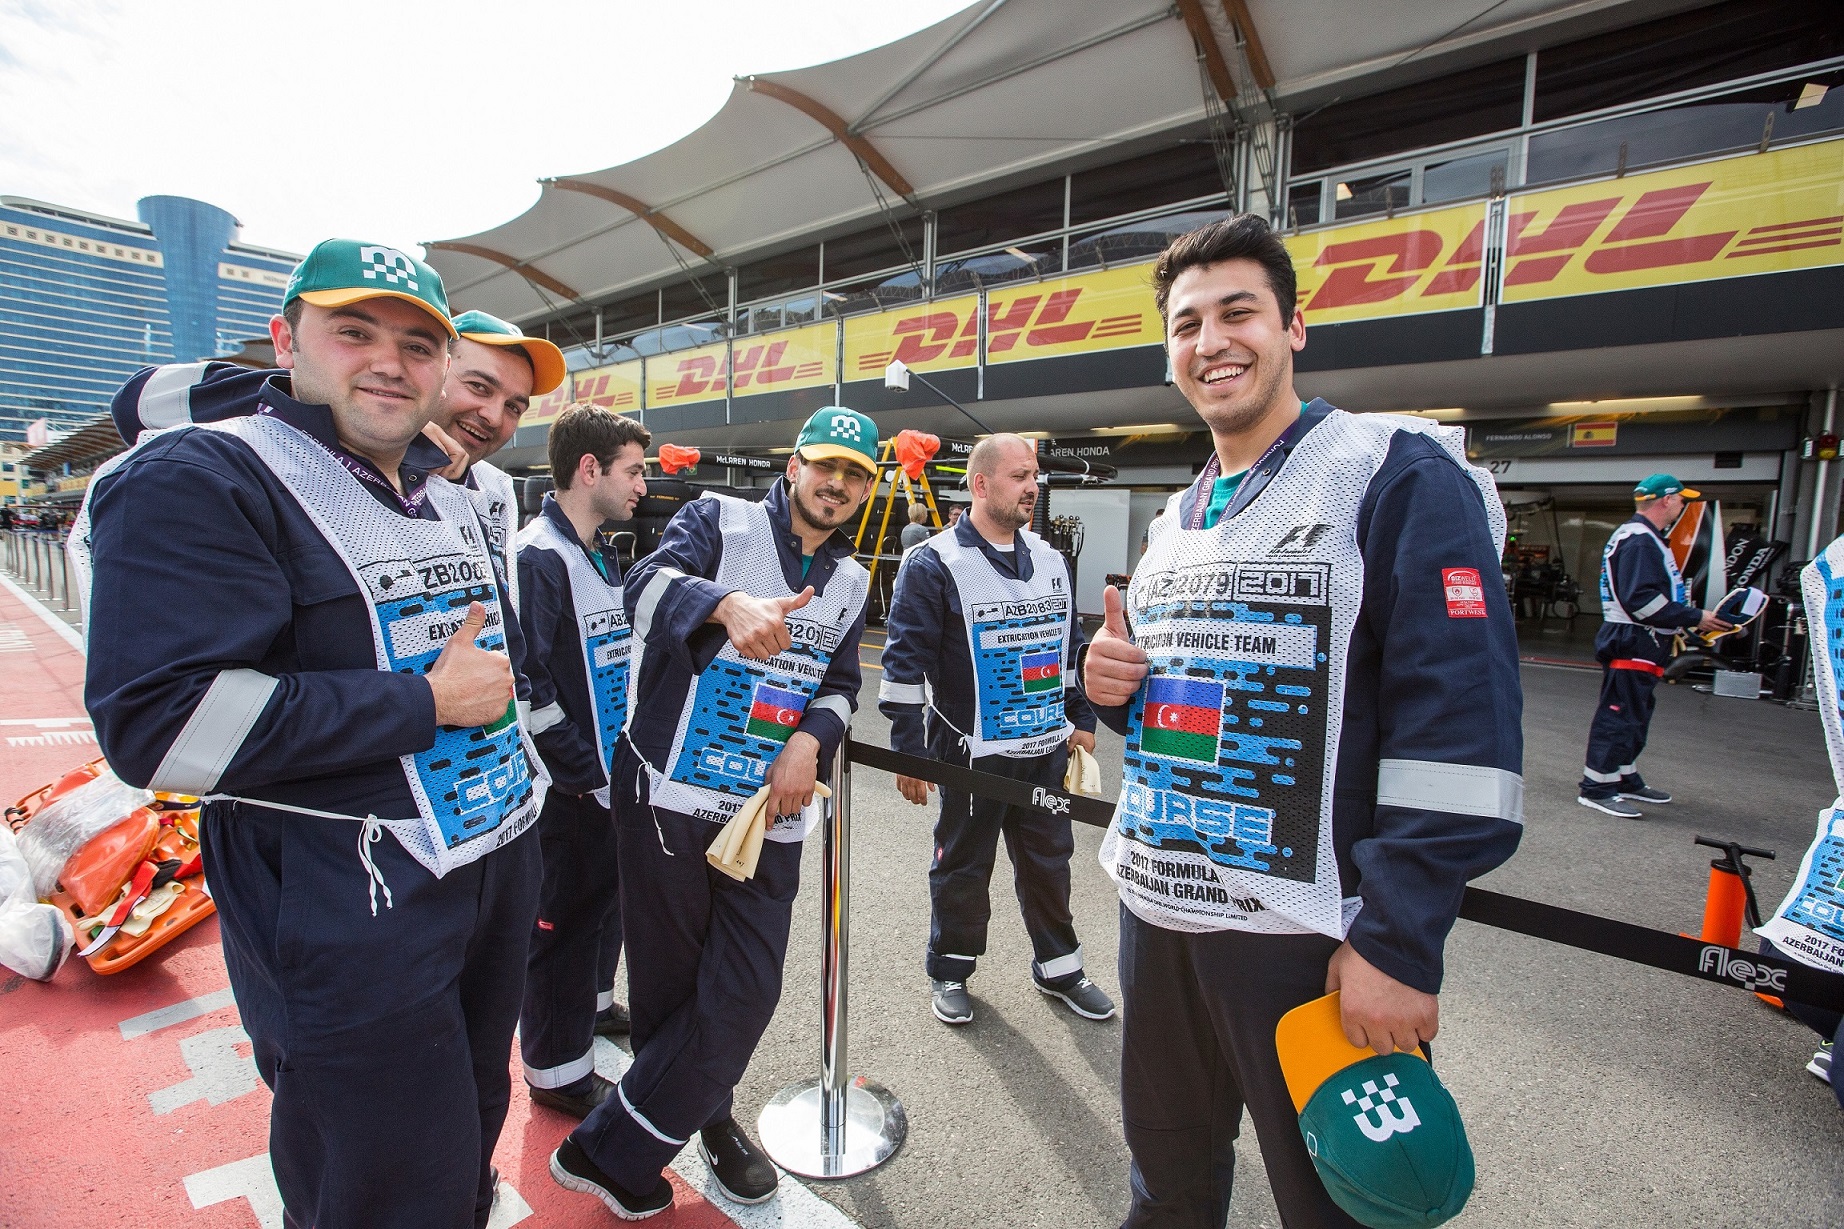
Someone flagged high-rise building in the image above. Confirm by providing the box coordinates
[0,194,298,440]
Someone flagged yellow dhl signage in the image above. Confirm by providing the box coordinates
[843,266,1159,379]
[572,359,645,415]
[649,322,835,407]
[1291,140,1844,319]
[521,380,577,428]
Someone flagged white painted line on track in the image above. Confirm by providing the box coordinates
[592,1037,865,1229]
[0,569,83,652]
[182,1152,535,1228]
[119,987,238,1039]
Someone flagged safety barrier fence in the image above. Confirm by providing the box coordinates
[1,529,76,613]
[766,733,1844,1178]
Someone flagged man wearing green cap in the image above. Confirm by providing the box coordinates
[1579,473,1733,817]
[84,240,546,1228]
[550,407,876,1217]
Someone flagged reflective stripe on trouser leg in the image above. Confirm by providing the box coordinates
[1034,945,1084,981]
[596,989,614,1012]
[523,1048,595,1090]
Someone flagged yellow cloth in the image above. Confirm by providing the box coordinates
[1064,743,1102,796]
[707,782,833,881]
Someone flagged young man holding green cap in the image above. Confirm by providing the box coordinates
[551,407,877,1218]
[1578,473,1734,817]
[1082,215,1523,1229]
[84,240,546,1229]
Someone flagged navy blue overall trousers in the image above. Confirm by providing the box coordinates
[571,744,802,1193]
[519,788,621,1089]
[204,798,541,1229]
[927,741,1083,985]
[1581,627,1670,798]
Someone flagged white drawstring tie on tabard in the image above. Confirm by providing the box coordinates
[201,794,399,915]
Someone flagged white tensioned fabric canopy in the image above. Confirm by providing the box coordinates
[425,0,1627,324]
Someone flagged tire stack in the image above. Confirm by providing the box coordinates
[630,478,696,559]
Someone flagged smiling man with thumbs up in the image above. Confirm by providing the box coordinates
[552,407,876,1217]
[83,241,545,1229]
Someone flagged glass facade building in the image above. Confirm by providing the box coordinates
[0,195,298,441]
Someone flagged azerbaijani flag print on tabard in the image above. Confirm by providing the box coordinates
[1141,676,1223,764]
[747,683,807,743]
[1021,648,1061,693]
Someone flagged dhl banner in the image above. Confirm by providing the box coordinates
[984,264,1160,364]
[520,378,576,428]
[1288,200,1488,325]
[730,321,834,400]
[844,293,980,380]
[649,339,731,408]
[1500,139,1844,302]
[572,359,644,416]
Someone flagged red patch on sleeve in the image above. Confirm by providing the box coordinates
[1442,567,1489,618]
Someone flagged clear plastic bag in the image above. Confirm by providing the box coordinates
[15,769,153,898]
[0,824,71,980]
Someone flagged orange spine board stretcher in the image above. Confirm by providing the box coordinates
[8,757,216,975]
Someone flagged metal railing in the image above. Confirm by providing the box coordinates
[2,527,77,613]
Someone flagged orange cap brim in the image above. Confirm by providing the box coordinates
[798,444,878,476]
[460,332,567,396]
[295,287,458,337]
[1275,991,1426,1113]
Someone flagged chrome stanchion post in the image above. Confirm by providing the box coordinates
[759,733,905,1178]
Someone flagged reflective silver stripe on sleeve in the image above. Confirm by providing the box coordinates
[147,669,279,794]
[1632,594,1669,620]
[1376,758,1523,824]
[136,361,214,430]
[631,567,686,642]
[879,679,927,704]
[527,701,566,734]
[807,694,853,726]
[516,699,531,730]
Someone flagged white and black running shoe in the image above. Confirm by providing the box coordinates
[1034,975,1117,1021]
[1810,1041,1833,1085]
[1578,794,1644,819]
[1619,785,1672,804]
[931,979,973,1025]
[550,1137,673,1220]
[698,1117,779,1204]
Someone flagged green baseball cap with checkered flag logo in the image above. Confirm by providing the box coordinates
[284,239,456,338]
[452,309,567,395]
[795,406,878,475]
[1278,993,1474,1228]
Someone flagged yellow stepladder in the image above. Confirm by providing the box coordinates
[852,437,946,599]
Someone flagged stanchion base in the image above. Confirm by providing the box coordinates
[757,1077,906,1179]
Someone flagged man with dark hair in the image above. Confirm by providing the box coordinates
[551,407,876,1219]
[515,403,650,1117]
[881,432,1110,1026]
[1083,214,1523,1228]
[1577,473,1732,817]
[84,241,543,1228]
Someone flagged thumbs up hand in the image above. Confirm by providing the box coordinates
[714,586,815,661]
[1084,585,1148,707]
[426,602,515,727]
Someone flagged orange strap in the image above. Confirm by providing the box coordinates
[1609,658,1665,676]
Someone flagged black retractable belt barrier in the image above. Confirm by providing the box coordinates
[846,738,1844,1014]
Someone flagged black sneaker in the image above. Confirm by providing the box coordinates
[698,1117,779,1204]
[1034,974,1117,1021]
[1619,785,1672,804]
[1578,794,1644,819]
[931,978,973,1025]
[594,1002,632,1036]
[550,1136,672,1220]
[529,1071,617,1120]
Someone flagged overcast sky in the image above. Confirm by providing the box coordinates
[0,0,970,258]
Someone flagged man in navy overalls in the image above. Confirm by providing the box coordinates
[86,241,543,1229]
[550,408,877,1218]
[881,432,1112,1026]
[1578,474,1732,818]
[516,405,650,1115]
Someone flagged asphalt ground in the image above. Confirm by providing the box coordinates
[721,643,1844,1229]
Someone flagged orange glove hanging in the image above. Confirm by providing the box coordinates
[894,429,940,480]
[659,443,701,475]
